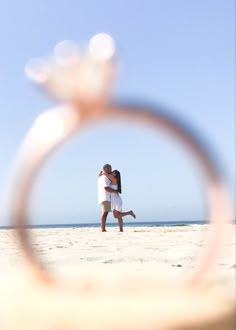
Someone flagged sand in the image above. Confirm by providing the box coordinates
[0,223,235,278]
[0,224,235,330]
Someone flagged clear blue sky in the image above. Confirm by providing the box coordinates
[0,0,235,225]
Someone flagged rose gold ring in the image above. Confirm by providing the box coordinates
[10,34,232,284]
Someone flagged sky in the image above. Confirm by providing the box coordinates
[0,0,235,226]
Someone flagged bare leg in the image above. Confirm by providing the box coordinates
[113,210,136,219]
[118,217,123,232]
[113,211,124,231]
[113,210,136,232]
[101,212,108,232]
[129,211,136,219]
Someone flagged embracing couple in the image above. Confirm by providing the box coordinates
[98,164,136,232]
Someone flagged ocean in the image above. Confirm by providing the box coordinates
[0,220,206,230]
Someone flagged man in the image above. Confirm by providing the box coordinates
[98,164,118,232]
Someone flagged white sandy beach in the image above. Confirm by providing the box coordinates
[0,223,235,330]
[0,224,235,280]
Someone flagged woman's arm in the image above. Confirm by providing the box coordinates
[103,172,116,183]
[105,173,113,180]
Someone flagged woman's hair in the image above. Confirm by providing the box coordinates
[113,170,122,194]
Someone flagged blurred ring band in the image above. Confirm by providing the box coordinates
[10,102,232,284]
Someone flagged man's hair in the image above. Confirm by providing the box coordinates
[103,164,111,170]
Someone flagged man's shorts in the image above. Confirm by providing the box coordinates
[101,201,111,213]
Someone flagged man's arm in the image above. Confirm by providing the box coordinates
[105,186,118,193]
[100,175,118,193]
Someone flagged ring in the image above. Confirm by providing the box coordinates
[10,34,232,284]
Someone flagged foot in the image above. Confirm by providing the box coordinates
[130,211,136,219]
[102,229,107,232]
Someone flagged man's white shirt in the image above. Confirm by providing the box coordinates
[98,175,111,204]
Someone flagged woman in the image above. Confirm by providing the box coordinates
[102,169,136,232]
